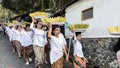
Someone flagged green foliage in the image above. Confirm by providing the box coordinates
[0,4,16,22]
[1,0,71,14]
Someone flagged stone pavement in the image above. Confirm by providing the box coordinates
[0,36,73,68]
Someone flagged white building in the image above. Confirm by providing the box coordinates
[65,0,120,38]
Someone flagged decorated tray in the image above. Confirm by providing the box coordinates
[73,29,87,32]
[42,22,65,25]
[109,32,120,35]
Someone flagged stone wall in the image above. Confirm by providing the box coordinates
[80,38,119,68]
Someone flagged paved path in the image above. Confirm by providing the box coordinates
[0,36,73,68]
[0,36,35,68]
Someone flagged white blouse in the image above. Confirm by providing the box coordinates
[59,33,67,46]
[49,34,66,64]
[73,40,84,57]
[21,30,33,47]
[11,28,17,41]
[5,27,14,41]
[5,26,10,34]
[13,29,23,43]
[30,22,47,47]
[8,28,13,41]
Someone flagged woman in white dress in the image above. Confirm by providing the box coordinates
[30,18,47,68]
[47,23,69,68]
[21,24,33,65]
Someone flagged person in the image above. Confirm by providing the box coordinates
[2,24,7,36]
[2,24,6,35]
[21,24,33,65]
[44,43,49,64]
[4,25,11,40]
[9,26,17,52]
[72,32,88,68]
[11,25,17,52]
[13,25,23,58]
[30,18,47,68]
[47,23,69,68]
[6,26,13,42]
[0,24,4,35]
[114,38,120,68]
[42,25,49,64]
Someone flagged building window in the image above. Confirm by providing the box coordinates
[82,7,93,20]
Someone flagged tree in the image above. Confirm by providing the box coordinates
[0,4,17,22]
[2,0,49,14]
[1,0,72,14]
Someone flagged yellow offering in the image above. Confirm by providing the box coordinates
[107,26,120,32]
[68,23,89,30]
[29,12,48,18]
[7,21,19,26]
[41,17,66,25]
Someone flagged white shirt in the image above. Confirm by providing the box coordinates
[30,22,47,47]
[5,26,10,34]
[59,33,67,46]
[49,35,66,64]
[73,40,84,57]
[11,28,17,41]
[8,28,13,41]
[32,28,47,47]
[13,30,23,43]
[21,30,33,47]
[5,27,13,41]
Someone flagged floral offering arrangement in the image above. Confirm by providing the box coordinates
[108,26,120,32]
[7,21,29,27]
[29,12,48,18]
[107,26,120,35]
[68,23,89,32]
[41,17,66,25]
[7,21,19,26]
